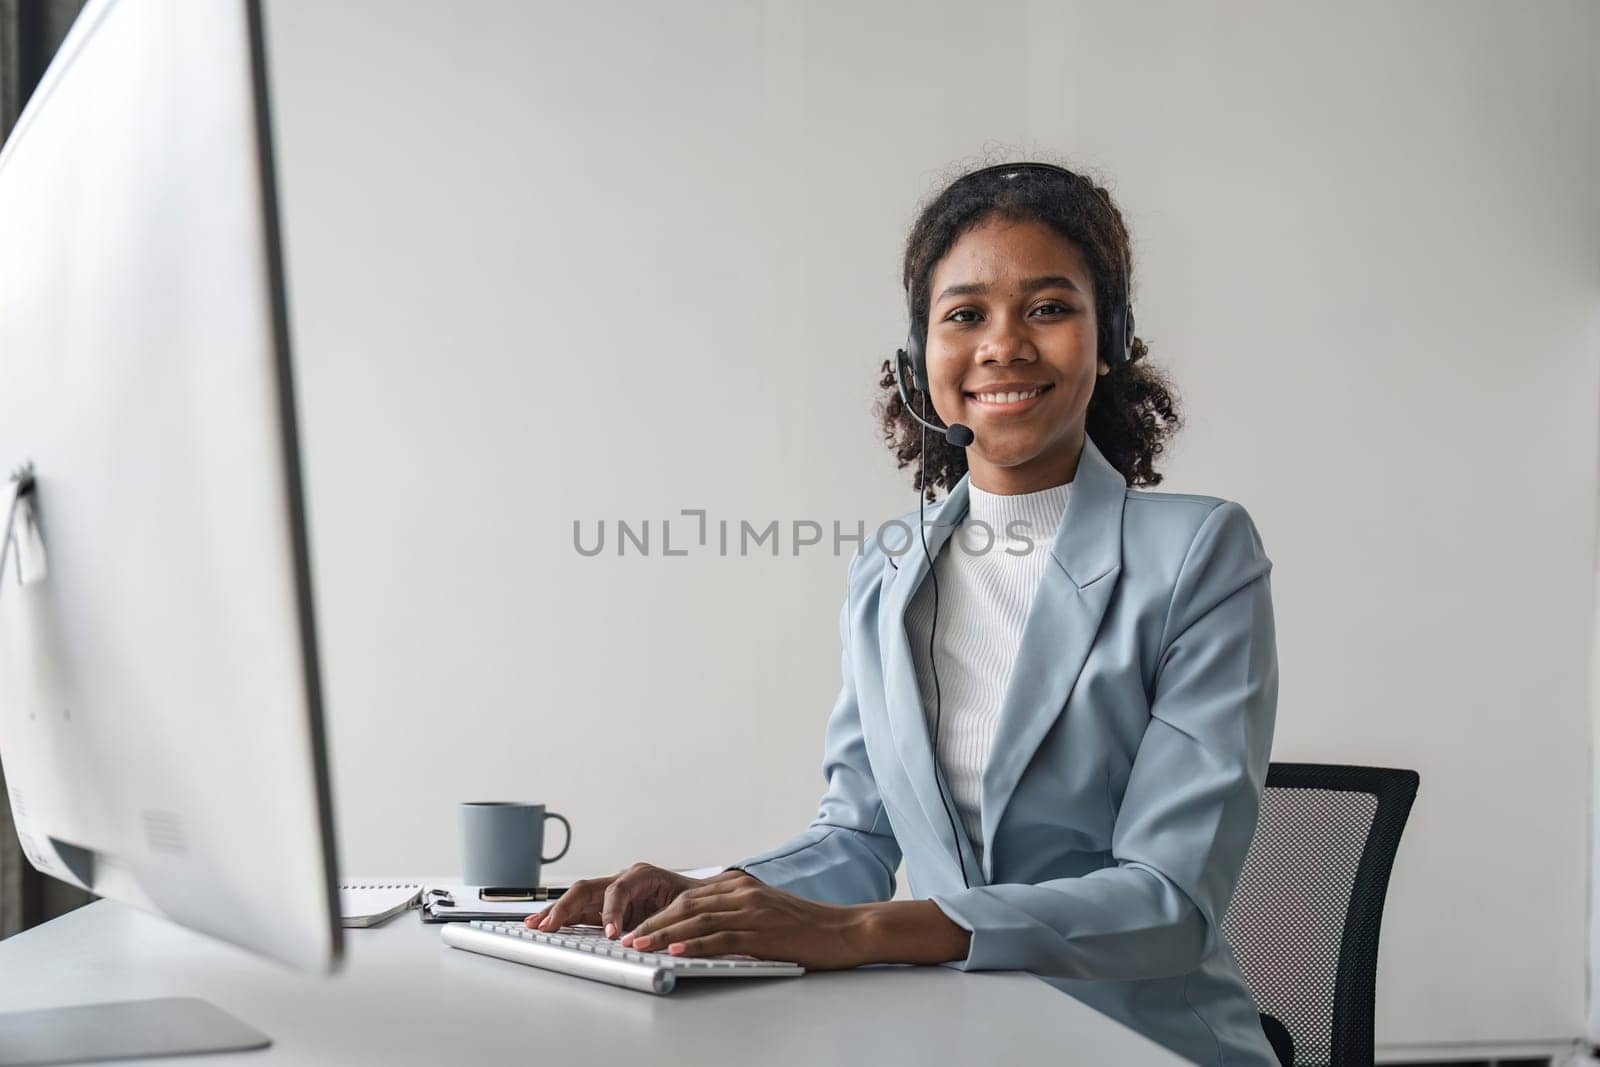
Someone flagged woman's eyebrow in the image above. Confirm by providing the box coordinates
[935,274,1081,303]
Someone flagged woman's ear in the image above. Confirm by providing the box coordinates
[1097,358,1111,376]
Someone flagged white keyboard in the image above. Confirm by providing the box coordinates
[440,921,806,994]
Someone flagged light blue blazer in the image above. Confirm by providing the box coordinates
[734,433,1279,1067]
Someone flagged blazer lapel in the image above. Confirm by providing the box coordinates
[877,476,984,881]
[978,434,1126,880]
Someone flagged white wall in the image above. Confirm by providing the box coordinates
[261,0,1599,1055]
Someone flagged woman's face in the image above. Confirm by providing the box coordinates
[923,216,1108,493]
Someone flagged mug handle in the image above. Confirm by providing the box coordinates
[542,812,572,864]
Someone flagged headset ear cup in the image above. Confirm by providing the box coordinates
[1106,303,1135,367]
[908,329,928,391]
[1104,305,1123,368]
[894,347,918,409]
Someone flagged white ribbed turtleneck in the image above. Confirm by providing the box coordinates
[904,478,1071,868]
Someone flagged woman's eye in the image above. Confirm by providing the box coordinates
[945,304,1073,325]
[947,302,1075,323]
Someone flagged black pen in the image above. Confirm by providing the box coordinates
[478,886,568,902]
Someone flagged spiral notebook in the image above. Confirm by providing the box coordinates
[339,881,424,927]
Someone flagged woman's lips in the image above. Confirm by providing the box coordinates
[965,383,1053,413]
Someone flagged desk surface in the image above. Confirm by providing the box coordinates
[0,901,1189,1065]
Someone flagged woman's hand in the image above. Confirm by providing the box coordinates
[616,871,871,970]
[526,861,745,939]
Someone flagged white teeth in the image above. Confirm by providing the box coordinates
[975,387,1042,404]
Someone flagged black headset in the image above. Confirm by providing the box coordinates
[895,162,1138,889]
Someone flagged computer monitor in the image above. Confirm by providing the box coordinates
[0,0,340,1055]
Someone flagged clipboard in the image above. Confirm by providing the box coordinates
[419,881,570,924]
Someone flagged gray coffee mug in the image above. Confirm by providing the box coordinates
[459,802,572,887]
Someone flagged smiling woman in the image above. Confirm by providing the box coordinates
[532,161,1281,1067]
[878,162,1181,501]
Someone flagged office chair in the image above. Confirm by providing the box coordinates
[1221,763,1420,1067]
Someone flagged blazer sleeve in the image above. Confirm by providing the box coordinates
[723,552,904,905]
[928,500,1277,980]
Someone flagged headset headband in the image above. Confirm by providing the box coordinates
[899,161,1138,392]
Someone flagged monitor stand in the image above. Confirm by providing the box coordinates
[0,998,271,1065]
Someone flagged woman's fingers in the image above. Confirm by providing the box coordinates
[528,876,841,970]
[626,909,746,953]
[601,870,652,937]
[624,884,756,946]
[529,863,749,936]
[529,876,607,930]
[670,877,748,907]
[599,862,688,938]
[664,930,755,958]
[637,870,754,919]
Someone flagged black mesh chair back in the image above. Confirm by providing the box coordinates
[1221,763,1420,1067]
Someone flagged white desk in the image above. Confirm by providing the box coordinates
[0,900,1189,1065]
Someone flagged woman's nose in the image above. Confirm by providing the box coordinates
[972,309,1035,363]
[977,323,1035,365]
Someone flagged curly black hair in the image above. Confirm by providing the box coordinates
[876,158,1181,502]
